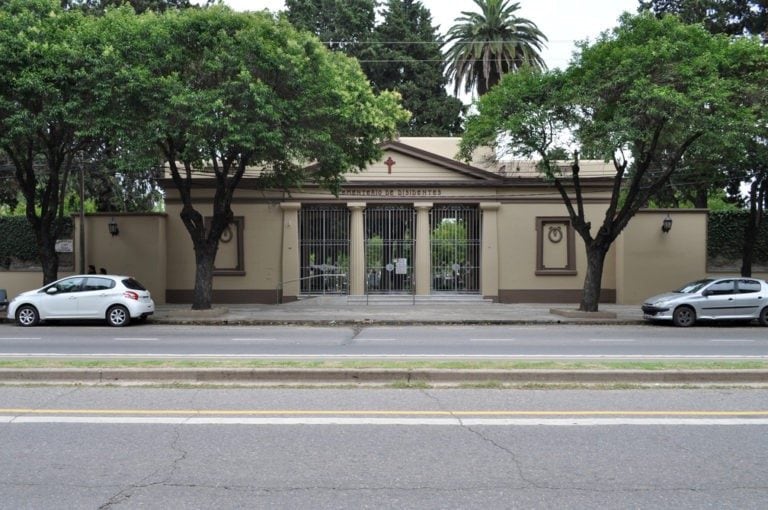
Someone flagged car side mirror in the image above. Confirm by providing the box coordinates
[46,287,58,295]
[702,289,711,297]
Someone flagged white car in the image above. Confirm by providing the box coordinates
[8,275,155,327]
[642,277,768,327]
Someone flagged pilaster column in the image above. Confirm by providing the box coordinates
[280,202,301,302]
[480,202,501,301]
[347,202,366,296]
[414,202,433,296]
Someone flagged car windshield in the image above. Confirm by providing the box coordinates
[122,278,147,291]
[674,279,714,294]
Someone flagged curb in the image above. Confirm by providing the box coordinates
[146,318,647,327]
[1,368,766,385]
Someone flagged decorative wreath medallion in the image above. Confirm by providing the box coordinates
[548,225,563,244]
[221,225,233,243]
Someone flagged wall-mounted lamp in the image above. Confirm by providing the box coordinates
[108,217,119,236]
[661,214,673,233]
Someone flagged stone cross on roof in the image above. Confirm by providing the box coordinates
[384,156,396,174]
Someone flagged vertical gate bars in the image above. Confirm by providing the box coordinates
[299,206,350,295]
[430,205,481,293]
[364,205,416,295]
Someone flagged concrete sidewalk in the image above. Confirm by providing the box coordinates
[149,296,645,326]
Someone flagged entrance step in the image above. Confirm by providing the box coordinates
[346,295,492,306]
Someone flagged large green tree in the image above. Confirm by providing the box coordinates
[444,0,547,96]
[460,14,766,311]
[286,0,463,135]
[638,0,767,36]
[98,6,408,309]
[639,0,768,277]
[284,0,376,56]
[61,0,212,13]
[365,0,464,135]
[0,0,98,284]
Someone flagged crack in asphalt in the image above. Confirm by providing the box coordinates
[97,424,189,509]
[419,389,544,490]
[340,325,365,346]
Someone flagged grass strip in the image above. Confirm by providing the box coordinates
[0,359,766,371]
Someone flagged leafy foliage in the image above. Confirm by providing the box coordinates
[364,0,464,135]
[0,217,72,268]
[638,0,767,37]
[95,6,408,309]
[61,0,213,14]
[287,0,463,136]
[285,0,376,56]
[460,13,766,310]
[708,210,768,264]
[0,0,100,283]
[444,0,547,96]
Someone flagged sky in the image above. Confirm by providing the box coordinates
[218,0,641,70]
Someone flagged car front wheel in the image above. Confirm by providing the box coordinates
[672,306,696,327]
[760,307,768,327]
[106,305,130,327]
[16,305,40,327]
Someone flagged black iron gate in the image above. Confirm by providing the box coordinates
[299,206,350,294]
[365,205,415,294]
[430,205,480,293]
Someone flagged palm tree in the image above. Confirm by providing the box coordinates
[444,0,547,96]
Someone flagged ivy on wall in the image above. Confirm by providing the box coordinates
[0,217,73,269]
[708,211,768,265]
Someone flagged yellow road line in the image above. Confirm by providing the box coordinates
[1,409,768,416]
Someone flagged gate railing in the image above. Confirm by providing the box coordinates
[364,268,415,305]
[275,273,347,304]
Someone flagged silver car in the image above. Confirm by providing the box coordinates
[7,275,155,327]
[642,277,768,327]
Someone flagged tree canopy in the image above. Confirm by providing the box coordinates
[61,0,213,14]
[286,0,464,136]
[444,0,547,96]
[638,0,767,37]
[0,0,100,283]
[460,13,767,311]
[95,6,408,309]
[639,0,768,277]
[365,0,464,135]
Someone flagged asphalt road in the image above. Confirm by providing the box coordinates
[1,386,766,509]
[0,323,766,360]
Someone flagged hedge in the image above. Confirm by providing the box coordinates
[708,210,768,264]
[0,216,73,268]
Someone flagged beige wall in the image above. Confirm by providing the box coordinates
[617,210,707,304]
[164,199,284,302]
[1,213,166,304]
[0,271,74,303]
[346,150,477,182]
[79,214,168,304]
[496,202,616,302]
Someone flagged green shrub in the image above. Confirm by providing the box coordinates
[708,211,768,264]
[0,217,73,268]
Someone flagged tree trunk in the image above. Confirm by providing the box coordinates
[579,242,609,312]
[693,187,708,209]
[741,178,764,278]
[37,231,60,285]
[192,240,218,310]
[740,205,757,277]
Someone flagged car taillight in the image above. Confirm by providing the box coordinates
[123,291,139,300]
